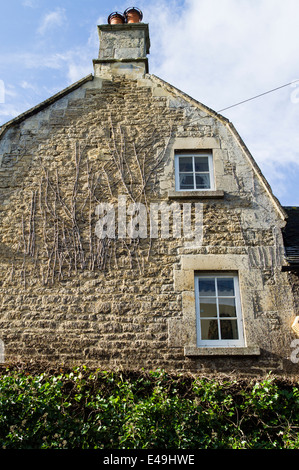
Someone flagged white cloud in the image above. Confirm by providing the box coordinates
[37,8,66,35]
[2,84,17,100]
[22,0,39,7]
[0,80,4,104]
[67,62,92,84]
[0,52,65,71]
[0,103,26,120]
[20,81,37,91]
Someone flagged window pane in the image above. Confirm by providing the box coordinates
[219,298,236,318]
[220,320,239,340]
[201,319,219,340]
[179,174,194,190]
[200,298,217,317]
[195,156,209,172]
[198,278,216,296]
[195,173,210,189]
[179,157,193,172]
[196,274,243,345]
[217,278,235,296]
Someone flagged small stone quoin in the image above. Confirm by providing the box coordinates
[108,7,143,25]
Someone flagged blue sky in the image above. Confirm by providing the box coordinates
[1,0,299,207]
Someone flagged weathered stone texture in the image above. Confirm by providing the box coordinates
[0,71,298,375]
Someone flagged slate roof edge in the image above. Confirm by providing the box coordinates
[282,206,299,251]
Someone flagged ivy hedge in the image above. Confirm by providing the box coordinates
[0,367,298,449]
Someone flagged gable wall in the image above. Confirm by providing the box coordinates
[0,75,297,374]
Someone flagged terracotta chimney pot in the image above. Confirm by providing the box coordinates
[108,12,125,24]
[124,7,143,23]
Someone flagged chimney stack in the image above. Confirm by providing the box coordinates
[93,7,150,79]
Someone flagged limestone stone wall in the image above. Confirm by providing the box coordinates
[0,73,298,375]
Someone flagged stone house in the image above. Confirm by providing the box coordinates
[0,10,298,375]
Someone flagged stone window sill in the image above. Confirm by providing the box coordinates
[184,346,260,357]
[168,190,224,200]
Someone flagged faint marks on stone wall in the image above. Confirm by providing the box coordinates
[248,245,282,271]
[0,339,4,363]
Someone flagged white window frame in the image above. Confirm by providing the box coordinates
[175,151,215,191]
[195,272,245,347]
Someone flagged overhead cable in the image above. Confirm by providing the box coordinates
[217,79,299,113]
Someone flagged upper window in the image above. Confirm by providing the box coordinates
[175,151,214,191]
[195,273,245,347]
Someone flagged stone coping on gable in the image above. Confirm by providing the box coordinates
[0,74,94,138]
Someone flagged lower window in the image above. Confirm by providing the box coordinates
[195,272,245,347]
